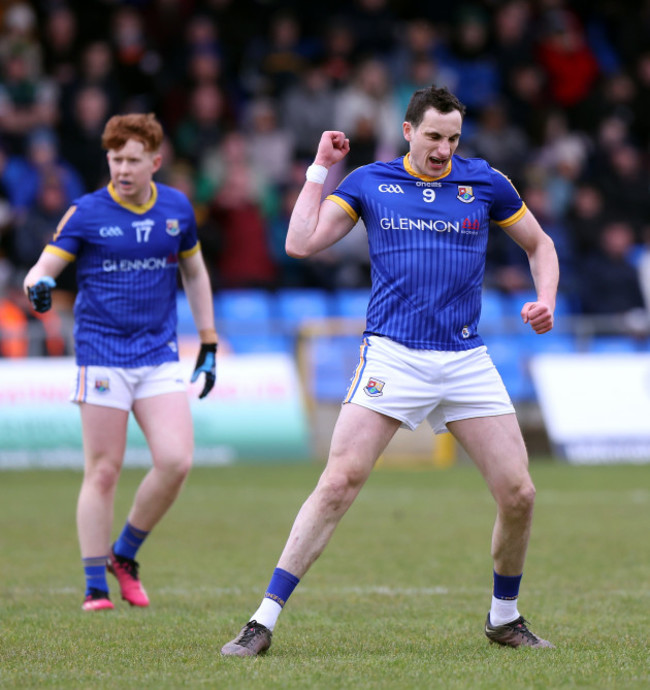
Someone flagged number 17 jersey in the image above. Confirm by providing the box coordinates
[326,153,526,351]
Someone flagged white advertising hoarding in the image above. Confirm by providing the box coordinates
[530,353,650,464]
[0,354,310,468]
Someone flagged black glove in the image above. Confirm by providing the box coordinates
[27,276,56,313]
[191,342,217,399]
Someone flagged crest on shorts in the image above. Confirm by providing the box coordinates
[94,378,110,393]
[457,185,475,203]
[166,219,180,236]
[462,325,470,339]
[364,378,385,397]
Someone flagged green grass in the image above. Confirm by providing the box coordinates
[1,460,649,689]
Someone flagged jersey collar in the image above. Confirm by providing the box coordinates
[403,153,452,181]
[108,181,158,214]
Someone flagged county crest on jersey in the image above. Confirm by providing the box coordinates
[326,154,526,350]
[45,182,200,366]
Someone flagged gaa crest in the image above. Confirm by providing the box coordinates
[457,186,475,203]
[95,378,110,393]
[166,219,180,236]
[364,378,385,397]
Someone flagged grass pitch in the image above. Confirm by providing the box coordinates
[1,460,648,689]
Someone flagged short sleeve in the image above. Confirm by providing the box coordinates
[488,167,526,227]
[45,205,83,261]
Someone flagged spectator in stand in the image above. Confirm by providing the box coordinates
[437,6,501,113]
[59,40,122,126]
[339,0,398,59]
[492,0,535,78]
[388,17,459,121]
[108,5,160,112]
[596,143,650,229]
[319,20,356,91]
[268,183,312,287]
[578,220,645,317]
[42,4,80,92]
[535,6,600,130]
[206,131,278,289]
[0,2,41,82]
[11,171,77,306]
[157,13,240,134]
[388,17,450,86]
[504,62,551,146]
[466,100,529,186]
[564,183,612,256]
[240,10,317,99]
[59,85,111,193]
[174,81,226,167]
[243,98,294,188]
[530,110,590,218]
[0,39,59,156]
[281,60,337,163]
[1,127,84,218]
[335,57,403,164]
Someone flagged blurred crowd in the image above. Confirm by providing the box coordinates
[1,0,650,356]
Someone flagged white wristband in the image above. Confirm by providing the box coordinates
[305,164,328,184]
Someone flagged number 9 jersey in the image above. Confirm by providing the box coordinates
[44,181,200,367]
[326,153,526,351]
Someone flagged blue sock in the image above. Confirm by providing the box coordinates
[83,556,109,596]
[493,570,522,600]
[265,567,300,607]
[113,522,149,561]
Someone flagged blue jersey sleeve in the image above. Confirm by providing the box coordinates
[174,192,200,255]
[326,166,368,223]
[488,167,527,227]
[46,204,85,261]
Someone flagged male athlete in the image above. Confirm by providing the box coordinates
[222,86,559,654]
[23,113,218,611]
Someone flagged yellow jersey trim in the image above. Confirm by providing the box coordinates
[53,206,77,241]
[108,181,158,214]
[404,153,452,181]
[325,195,359,223]
[45,245,75,262]
[179,242,201,259]
[494,203,527,228]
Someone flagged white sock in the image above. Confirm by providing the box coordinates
[489,595,520,626]
[250,597,283,631]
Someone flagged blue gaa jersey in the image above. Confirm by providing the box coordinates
[327,154,526,350]
[45,181,200,366]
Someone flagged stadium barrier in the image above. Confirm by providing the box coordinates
[1,289,649,466]
[0,353,311,469]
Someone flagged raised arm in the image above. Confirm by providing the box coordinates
[502,209,559,334]
[285,131,357,259]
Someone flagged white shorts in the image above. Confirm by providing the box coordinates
[71,362,187,411]
[344,336,515,434]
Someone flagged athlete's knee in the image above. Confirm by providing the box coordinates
[84,460,121,495]
[498,478,536,519]
[154,451,193,485]
[317,466,366,511]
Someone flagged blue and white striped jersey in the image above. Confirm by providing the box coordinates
[45,181,200,366]
[327,154,526,350]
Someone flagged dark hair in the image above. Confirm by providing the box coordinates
[101,113,164,152]
[404,86,466,127]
